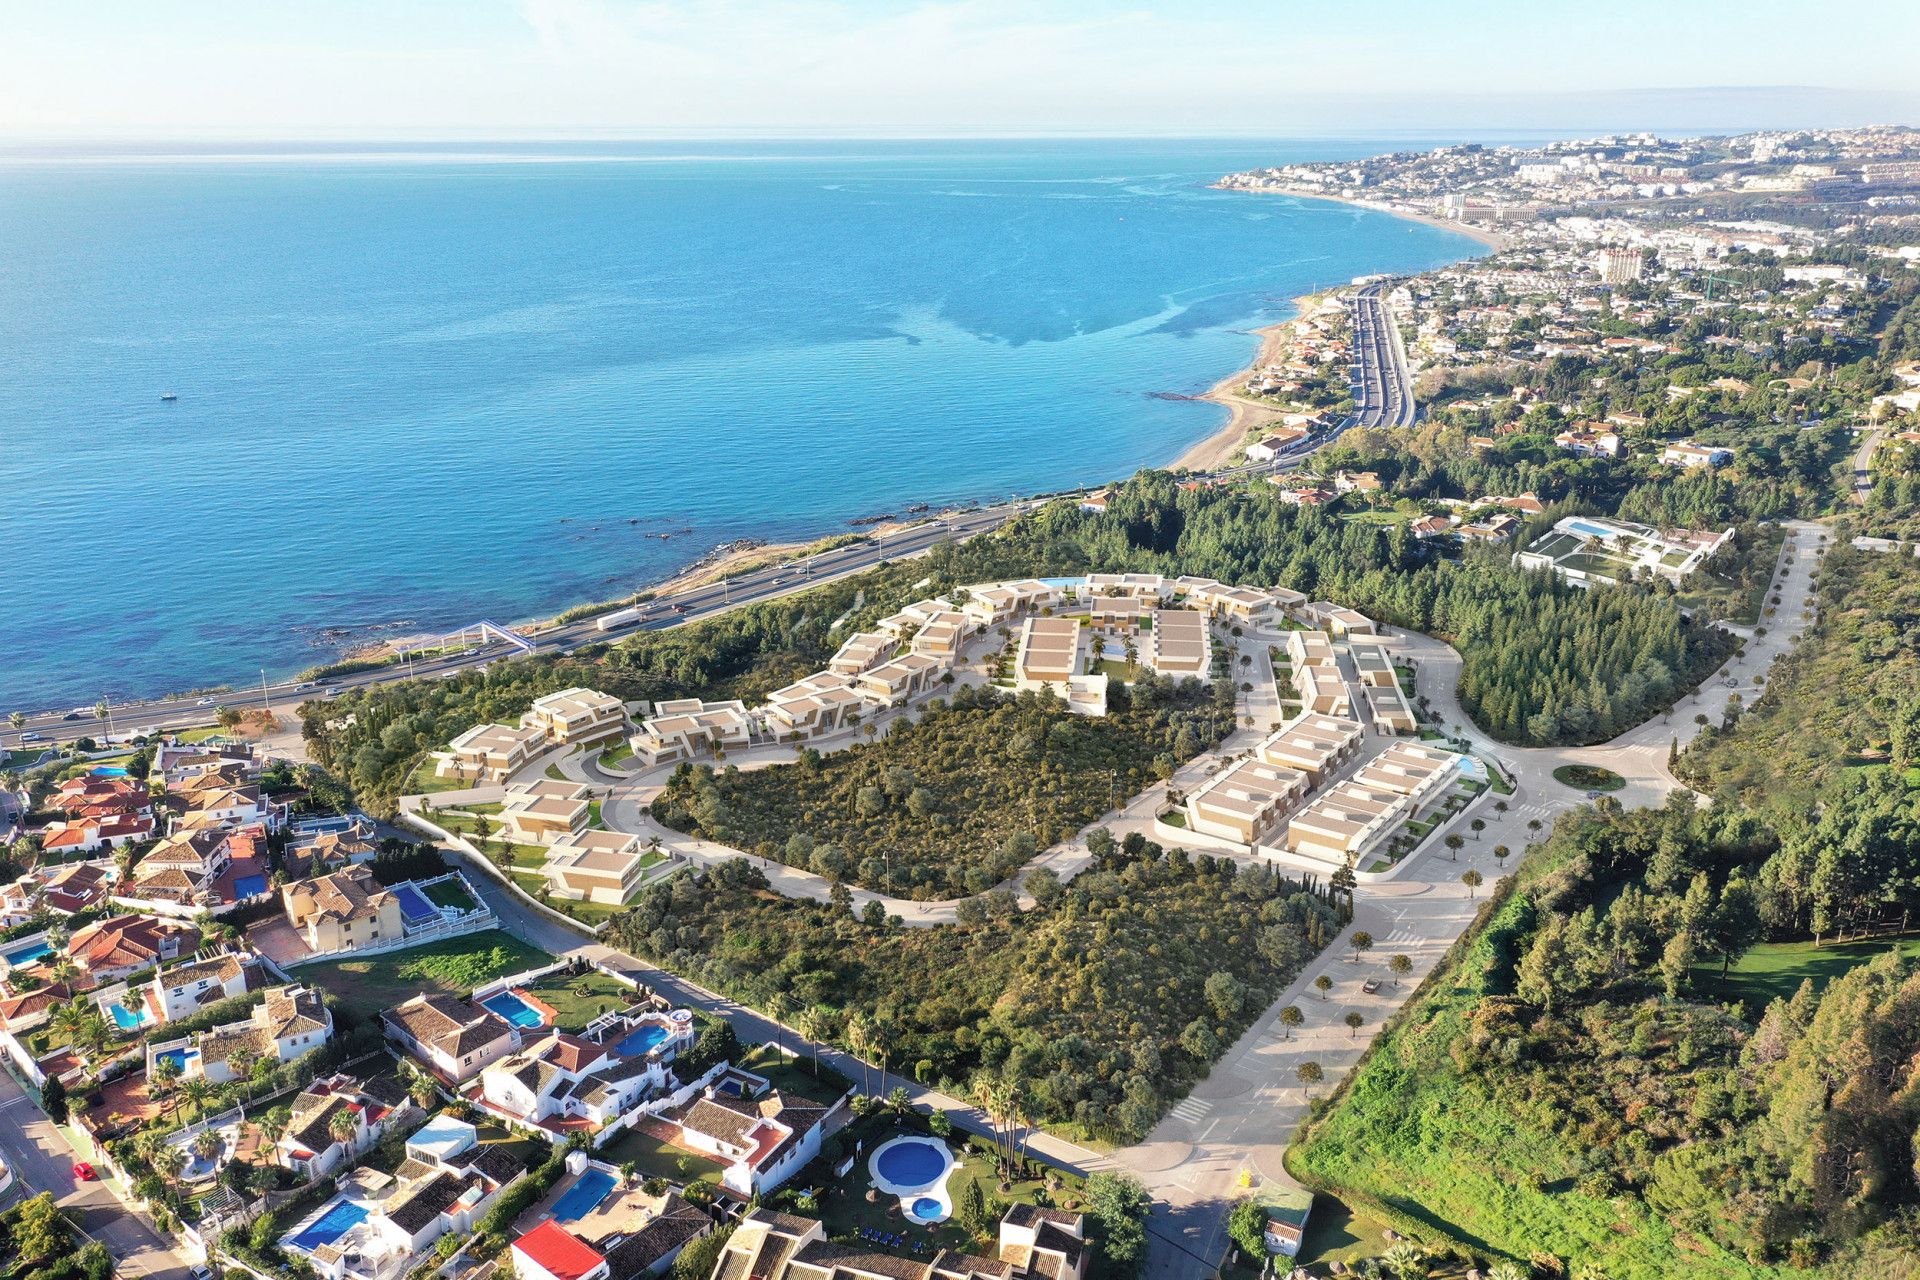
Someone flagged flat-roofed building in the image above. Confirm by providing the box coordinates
[1305,603,1375,638]
[1363,681,1420,734]
[1269,586,1310,619]
[1013,617,1107,716]
[1280,781,1406,864]
[1352,741,1459,803]
[500,781,591,845]
[1349,646,1397,688]
[630,698,753,767]
[1184,759,1311,845]
[961,579,1061,628]
[1285,630,1337,668]
[435,722,547,784]
[521,688,628,747]
[761,672,865,741]
[908,610,970,661]
[1258,713,1365,782]
[1147,609,1211,679]
[541,830,649,905]
[1293,662,1351,716]
[876,598,956,638]
[1179,579,1279,628]
[826,632,895,676]
[1086,594,1150,633]
[1084,573,1172,602]
[854,652,943,707]
[1015,617,1083,686]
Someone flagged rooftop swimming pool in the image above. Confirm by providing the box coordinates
[393,883,438,924]
[287,1199,371,1252]
[481,990,547,1030]
[550,1167,617,1221]
[614,1022,670,1057]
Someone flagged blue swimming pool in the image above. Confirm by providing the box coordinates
[288,1199,371,1252]
[154,1046,198,1072]
[1566,519,1617,539]
[2,941,51,967]
[481,990,547,1030]
[614,1023,670,1057]
[232,874,268,899]
[90,765,129,777]
[911,1197,945,1222]
[110,1001,153,1031]
[874,1138,948,1189]
[393,883,438,923]
[550,1168,617,1221]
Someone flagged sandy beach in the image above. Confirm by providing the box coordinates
[1167,290,1336,472]
[1215,181,1510,253]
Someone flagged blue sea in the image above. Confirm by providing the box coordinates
[0,138,1483,708]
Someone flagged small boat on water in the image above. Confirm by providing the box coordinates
[160,391,179,401]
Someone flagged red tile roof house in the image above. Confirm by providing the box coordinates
[42,862,116,915]
[67,914,198,986]
[659,1086,834,1198]
[382,993,522,1084]
[513,1220,611,1280]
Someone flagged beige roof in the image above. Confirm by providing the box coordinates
[1016,617,1081,681]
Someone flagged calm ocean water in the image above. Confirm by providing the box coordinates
[0,138,1482,708]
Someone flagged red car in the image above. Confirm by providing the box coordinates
[72,1162,95,1181]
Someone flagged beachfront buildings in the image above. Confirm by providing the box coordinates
[1183,759,1312,846]
[282,865,406,954]
[711,1203,1088,1280]
[522,688,629,747]
[1146,609,1212,680]
[629,699,752,768]
[541,830,652,906]
[383,993,520,1083]
[501,779,592,845]
[435,722,547,784]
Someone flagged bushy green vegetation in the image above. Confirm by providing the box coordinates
[610,843,1345,1143]
[650,680,1233,895]
[306,474,1728,815]
[322,930,552,1018]
[1291,793,1920,1279]
[1682,544,1920,809]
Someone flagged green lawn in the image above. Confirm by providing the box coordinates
[1691,933,1920,1013]
[600,740,634,768]
[423,879,477,912]
[406,757,468,795]
[737,1042,854,1101]
[1295,1192,1394,1271]
[597,1123,727,1184]
[523,970,638,1032]
[317,929,553,1020]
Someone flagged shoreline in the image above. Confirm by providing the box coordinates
[96,184,1494,706]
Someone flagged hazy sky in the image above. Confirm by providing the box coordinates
[5,0,1918,138]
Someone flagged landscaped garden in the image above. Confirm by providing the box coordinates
[521,968,640,1032]
[1550,763,1626,792]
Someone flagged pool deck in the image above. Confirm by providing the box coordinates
[514,1166,665,1238]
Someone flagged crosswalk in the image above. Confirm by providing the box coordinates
[1168,1096,1213,1124]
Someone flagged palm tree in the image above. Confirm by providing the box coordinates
[258,1105,290,1152]
[47,954,78,988]
[7,712,24,731]
[328,1105,360,1152]
[192,1129,223,1166]
[180,1076,212,1124]
[765,993,791,1059]
[150,1142,188,1196]
[398,1060,438,1109]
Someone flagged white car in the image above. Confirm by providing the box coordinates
[196,697,216,707]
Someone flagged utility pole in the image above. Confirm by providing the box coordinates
[259,669,273,717]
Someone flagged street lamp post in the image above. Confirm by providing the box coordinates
[260,669,274,717]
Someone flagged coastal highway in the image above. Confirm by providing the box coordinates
[1348,281,1416,429]
[2,291,1401,746]
[0,500,1030,747]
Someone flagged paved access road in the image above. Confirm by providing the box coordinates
[0,1068,194,1280]
[1348,283,1416,429]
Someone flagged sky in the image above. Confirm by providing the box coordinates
[3,0,1918,139]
